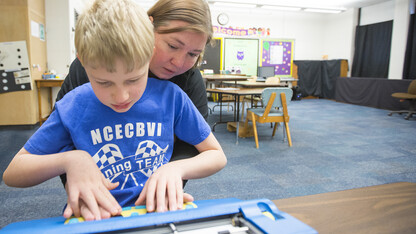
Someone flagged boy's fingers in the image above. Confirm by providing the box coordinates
[67,191,80,217]
[183,193,194,203]
[95,187,121,216]
[102,176,119,190]
[167,179,178,211]
[146,179,157,212]
[176,180,183,210]
[81,190,101,220]
[63,204,73,218]
[80,201,94,221]
[135,185,147,206]
[99,206,112,219]
[156,177,167,212]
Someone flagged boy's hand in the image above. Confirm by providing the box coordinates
[64,199,113,221]
[63,150,122,220]
[134,163,192,212]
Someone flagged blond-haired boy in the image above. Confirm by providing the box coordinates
[3,0,226,221]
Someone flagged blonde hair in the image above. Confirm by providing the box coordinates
[75,0,154,73]
[148,0,213,64]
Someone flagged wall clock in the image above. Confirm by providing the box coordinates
[217,13,229,26]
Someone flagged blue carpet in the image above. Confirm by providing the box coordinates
[0,99,415,228]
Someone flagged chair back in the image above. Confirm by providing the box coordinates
[261,87,293,108]
[408,80,416,95]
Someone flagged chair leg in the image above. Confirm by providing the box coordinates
[284,121,292,147]
[272,122,278,137]
[251,112,259,148]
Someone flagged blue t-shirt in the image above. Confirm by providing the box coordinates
[24,78,211,207]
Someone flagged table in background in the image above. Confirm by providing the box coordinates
[222,80,287,88]
[35,79,64,125]
[203,74,248,88]
[273,182,416,234]
[206,88,264,144]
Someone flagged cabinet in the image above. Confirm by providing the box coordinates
[0,0,47,125]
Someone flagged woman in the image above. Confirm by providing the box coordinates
[57,0,214,216]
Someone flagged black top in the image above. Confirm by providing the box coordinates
[56,58,208,120]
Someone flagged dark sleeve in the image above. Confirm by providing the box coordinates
[56,58,89,102]
[180,68,209,120]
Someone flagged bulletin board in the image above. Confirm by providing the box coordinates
[0,41,32,94]
[224,38,259,76]
[199,38,223,74]
[260,39,294,77]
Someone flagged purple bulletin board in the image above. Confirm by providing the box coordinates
[260,39,294,77]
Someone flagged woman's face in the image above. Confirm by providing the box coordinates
[150,20,208,79]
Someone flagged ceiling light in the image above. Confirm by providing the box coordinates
[304,8,343,14]
[260,6,302,11]
[213,2,257,8]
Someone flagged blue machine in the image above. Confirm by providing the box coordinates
[0,198,317,234]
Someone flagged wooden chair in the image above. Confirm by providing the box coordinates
[244,87,293,148]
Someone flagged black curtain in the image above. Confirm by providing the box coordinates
[351,21,393,78]
[295,60,345,99]
[403,14,416,80]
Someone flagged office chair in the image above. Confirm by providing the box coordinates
[244,88,293,148]
[388,79,416,120]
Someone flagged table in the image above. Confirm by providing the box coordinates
[206,88,264,144]
[35,79,64,125]
[279,77,298,88]
[203,74,248,80]
[203,74,248,87]
[273,182,416,234]
[223,80,287,88]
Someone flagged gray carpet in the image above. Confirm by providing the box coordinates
[1,99,415,228]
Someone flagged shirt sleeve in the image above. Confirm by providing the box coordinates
[24,109,74,155]
[186,68,209,120]
[173,87,211,146]
[55,58,89,102]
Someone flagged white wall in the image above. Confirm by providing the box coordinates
[360,0,395,25]
[210,8,328,60]
[211,0,411,79]
[45,0,72,76]
[323,8,358,74]
[389,0,410,79]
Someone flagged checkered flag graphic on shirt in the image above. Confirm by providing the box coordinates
[92,144,123,169]
[135,140,168,159]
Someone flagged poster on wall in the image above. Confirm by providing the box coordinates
[260,39,294,77]
[224,38,259,76]
[0,41,32,94]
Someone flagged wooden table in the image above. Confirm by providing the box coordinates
[223,80,287,88]
[203,74,248,81]
[206,88,264,144]
[203,74,248,88]
[35,79,64,125]
[273,182,416,234]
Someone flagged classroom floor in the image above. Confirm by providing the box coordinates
[1,98,415,228]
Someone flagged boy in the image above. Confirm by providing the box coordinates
[3,0,226,221]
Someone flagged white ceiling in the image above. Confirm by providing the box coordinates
[206,0,391,11]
